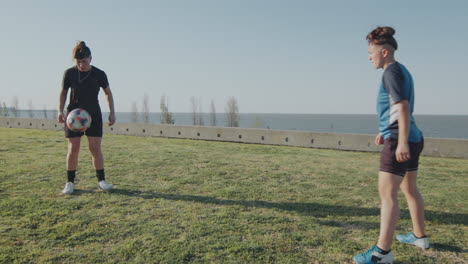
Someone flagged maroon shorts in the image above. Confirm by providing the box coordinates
[380,138,424,177]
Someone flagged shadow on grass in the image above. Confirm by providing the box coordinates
[316,220,380,230]
[71,189,98,195]
[111,189,467,226]
[112,188,378,217]
[429,243,465,253]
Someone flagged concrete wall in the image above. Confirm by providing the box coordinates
[1,117,467,159]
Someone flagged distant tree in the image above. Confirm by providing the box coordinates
[1,102,8,117]
[210,99,216,126]
[225,97,239,127]
[131,102,138,123]
[28,100,34,118]
[142,93,150,123]
[11,96,19,117]
[190,96,204,126]
[198,99,204,126]
[51,109,58,120]
[42,105,48,119]
[190,96,197,125]
[160,95,174,124]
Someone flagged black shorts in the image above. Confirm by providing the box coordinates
[65,111,103,138]
[380,138,424,177]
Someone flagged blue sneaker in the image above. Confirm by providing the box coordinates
[396,232,429,250]
[353,246,394,264]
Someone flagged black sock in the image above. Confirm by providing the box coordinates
[413,233,427,239]
[96,169,106,182]
[376,246,391,255]
[67,170,76,183]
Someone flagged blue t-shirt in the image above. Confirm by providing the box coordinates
[376,62,423,142]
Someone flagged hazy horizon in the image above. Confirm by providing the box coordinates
[1,1,467,115]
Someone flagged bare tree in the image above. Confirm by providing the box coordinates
[11,96,19,117]
[190,96,204,126]
[42,105,48,119]
[190,96,198,125]
[1,102,8,117]
[28,100,34,118]
[131,102,138,123]
[142,93,150,123]
[225,97,239,127]
[51,109,58,120]
[160,95,174,124]
[210,99,216,126]
[198,99,204,126]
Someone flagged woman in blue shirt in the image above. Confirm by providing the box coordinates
[353,27,429,264]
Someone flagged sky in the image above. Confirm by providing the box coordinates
[0,0,467,115]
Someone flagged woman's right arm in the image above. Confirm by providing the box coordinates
[58,89,67,123]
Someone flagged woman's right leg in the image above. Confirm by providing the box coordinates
[62,137,81,194]
[67,137,81,171]
[400,170,426,237]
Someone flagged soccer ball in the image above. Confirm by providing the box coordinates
[66,108,92,132]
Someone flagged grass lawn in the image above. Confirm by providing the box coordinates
[0,128,466,263]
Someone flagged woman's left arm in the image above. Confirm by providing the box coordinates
[103,86,116,126]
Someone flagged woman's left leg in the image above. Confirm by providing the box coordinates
[87,136,103,170]
[87,136,113,190]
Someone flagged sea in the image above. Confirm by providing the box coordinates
[9,110,468,140]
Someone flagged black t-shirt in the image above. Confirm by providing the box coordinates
[62,66,109,113]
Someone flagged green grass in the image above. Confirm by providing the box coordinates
[0,128,466,264]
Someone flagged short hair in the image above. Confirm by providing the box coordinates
[366,26,398,50]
